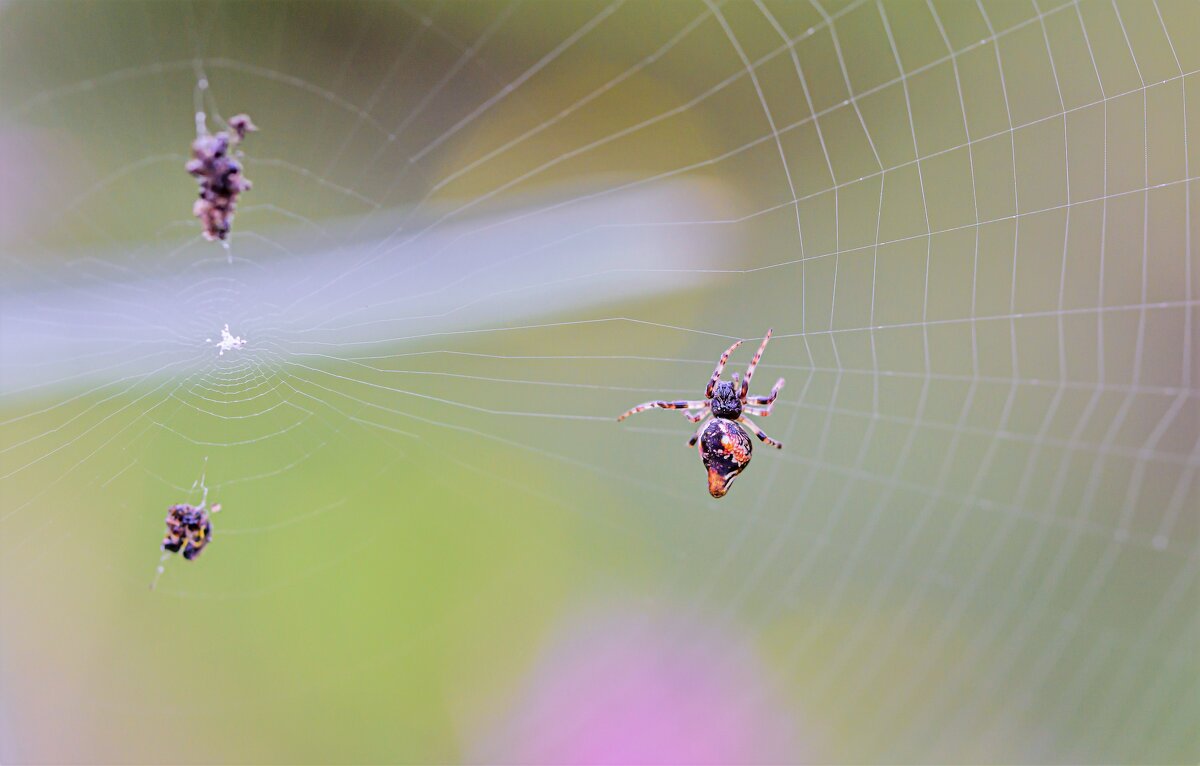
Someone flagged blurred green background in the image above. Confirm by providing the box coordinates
[1,1,1197,763]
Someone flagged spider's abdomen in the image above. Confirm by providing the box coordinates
[697,418,753,498]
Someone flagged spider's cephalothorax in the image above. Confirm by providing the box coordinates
[709,380,742,419]
[617,329,786,498]
[161,502,216,561]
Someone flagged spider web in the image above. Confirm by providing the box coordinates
[1,1,1196,762]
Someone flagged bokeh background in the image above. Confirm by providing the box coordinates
[1,1,1197,763]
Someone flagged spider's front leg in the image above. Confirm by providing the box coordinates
[739,328,773,399]
[738,415,783,448]
[745,377,786,412]
[706,339,744,397]
[617,399,708,421]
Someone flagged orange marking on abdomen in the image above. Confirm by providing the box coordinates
[707,468,729,498]
[722,434,751,464]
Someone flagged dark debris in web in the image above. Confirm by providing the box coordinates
[186,113,257,242]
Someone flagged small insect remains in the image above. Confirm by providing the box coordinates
[617,329,785,498]
[186,111,256,243]
[161,501,217,561]
[151,460,222,590]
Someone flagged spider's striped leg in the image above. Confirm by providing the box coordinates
[746,377,785,410]
[743,405,772,417]
[682,407,709,423]
[706,339,744,397]
[687,415,713,447]
[738,415,783,448]
[617,399,708,421]
[740,328,773,399]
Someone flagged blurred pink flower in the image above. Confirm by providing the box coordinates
[467,604,812,764]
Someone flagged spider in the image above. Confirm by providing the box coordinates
[617,329,785,498]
